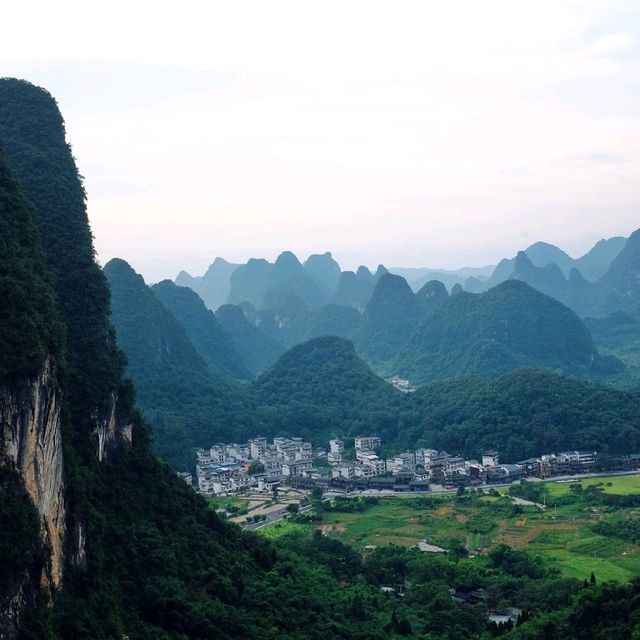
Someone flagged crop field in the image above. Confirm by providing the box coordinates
[258,473,640,583]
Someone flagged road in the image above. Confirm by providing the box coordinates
[243,469,640,529]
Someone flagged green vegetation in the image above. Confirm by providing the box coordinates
[104,258,253,469]
[394,280,622,385]
[152,279,250,380]
[251,336,403,444]
[408,370,640,461]
[354,273,423,366]
[215,303,285,375]
[0,146,63,383]
[306,303,362,340]
[0,78,127,436]
[258,476,640,591]
[0,467,42,603]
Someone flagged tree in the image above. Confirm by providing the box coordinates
[286,503,299,515]
[248,461,265,475]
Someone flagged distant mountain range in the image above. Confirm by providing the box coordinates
[174,234,629,316]
[161,230,640,388]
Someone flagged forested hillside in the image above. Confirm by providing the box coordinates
[104,259,252,468]
[394,280,622,384]
[152,279,250,381]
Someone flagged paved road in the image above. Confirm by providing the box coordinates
[325,469,640,500]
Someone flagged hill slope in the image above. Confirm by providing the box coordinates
[395,280,621,384]
[175,256,238,311]
[105,259,251,468]
[410,370,640,461]
[251,336,403,442]
[215,303,286,375]
[354,273,423,366]
[152,279,250,381]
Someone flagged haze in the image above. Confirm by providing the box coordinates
[3,1,639,282]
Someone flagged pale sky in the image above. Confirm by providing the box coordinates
[2,1,640,282]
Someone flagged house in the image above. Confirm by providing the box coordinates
[249,437,268,460]
[355,435,381,451]
[486,464,523,484]
[489,607,522,625]
[482,451,499,467]
[329,439,345,455]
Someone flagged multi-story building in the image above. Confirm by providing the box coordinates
[355,436,381,451]
[249,437,268,460]
[329,439,345,455]
[482,451,499,467]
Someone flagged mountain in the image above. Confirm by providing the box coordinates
[4,78,456,640]
[303,251,341,292]
[175,256,238,311]
[411,370,640,461]
[394,279,621,384]
[591,229,640,316]
[576,236,627,281]
[251,336,402,442]
[523,241,575,274]
[0,150,63,382]
[216,304,286,375]
[306,304,362,340]
[473,236,627,293]
[331,264,388,311]
[105,258,251,468]
[151,279,250,381]
[390,265,494,292]
[4,77,640,640]
[228,251,327,310]
[0,79,268,639]
[354,273,423,366]
[509,251,570,304]
[255,293,312,347]
[415,279,449,312]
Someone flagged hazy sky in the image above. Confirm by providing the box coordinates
[3,1,639,282]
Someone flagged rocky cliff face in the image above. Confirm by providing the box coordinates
[92,390,133,463]
[0,358,66,589]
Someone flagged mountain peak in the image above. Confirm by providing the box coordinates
[274,250,302,270]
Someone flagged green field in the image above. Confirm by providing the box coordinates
[544,474,640,498]
[258,474,640,583]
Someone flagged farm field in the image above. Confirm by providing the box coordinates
[258,474,640,583]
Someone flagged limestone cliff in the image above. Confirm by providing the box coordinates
[0,358,66,589]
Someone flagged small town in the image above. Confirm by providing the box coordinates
[182,435,640,497]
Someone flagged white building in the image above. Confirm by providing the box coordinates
[333,463,355,480]
[329,439,345,455]
[250,437,268,460]
[355,436,381,451]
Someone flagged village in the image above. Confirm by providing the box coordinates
[181,434,640,498]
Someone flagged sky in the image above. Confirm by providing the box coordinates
[2,1,640,282]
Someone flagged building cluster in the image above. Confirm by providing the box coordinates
[194,437,321,495]
[187,432,640,497]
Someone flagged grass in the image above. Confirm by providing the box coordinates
[257,520,310,539]
[544,474,640,499]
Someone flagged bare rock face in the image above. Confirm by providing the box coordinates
[92,390,133,463]
[0,358,66,588]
